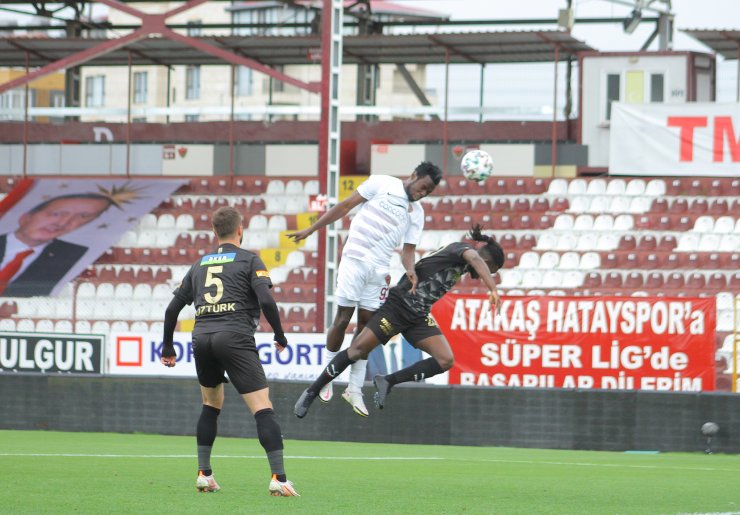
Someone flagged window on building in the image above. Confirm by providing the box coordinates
[85,75,105,107]
[187,20,202,36]
[650,73,664,102]
[186,66,201,100]
[185,114,200,122]
[133,71,148,104]
[235,66,253,96]
[605,73,620,121]
[271,64,285,93]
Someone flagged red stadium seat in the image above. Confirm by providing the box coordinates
[583,272,603,288]
[453,198,473,212]
[154,266,172,282]
[174,233,192,249]
[603,272,623,288]
[657,235,677,251]
[493,198,511,212]
[519,234,537,250]
[194,213,212,230]
[624,271,644,289]
[645,272,664,289]
[473,197,493,213]
[650,198,669,213]
[509,179,526,195]
[497,215,513,231]
[706,272,727,291]
[512,198,530,212]
[437,198,455,212]
[498,233,518,249]
[709,199,729,216]
[97,265,117,283]
[618,235,637,251]
[688,198,709,215]
[729,272,740,289]
[673,216,693,232]
[639,235,657,251]
[602,252,621,269]
[485,178,508,195]
[685,272,706,290]
[193,233,213,250]
[669,198,689,214]
[550,198,569,212]
[664,272,685,289]
[531,198,550,212]
[535,214,554,230]
[248,198,266,213]
[528,178,549,194]
[136,267,155,284]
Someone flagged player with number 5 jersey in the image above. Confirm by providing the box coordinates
[161,206,299,497]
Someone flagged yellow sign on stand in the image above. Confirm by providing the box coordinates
[259,248,287,268]
[339,175,368,201]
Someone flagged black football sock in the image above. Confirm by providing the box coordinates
[197,405,220,475]
[307,349,355,395]
[255,408,287,482]
[386,357,444,386]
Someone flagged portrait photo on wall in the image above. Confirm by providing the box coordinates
[0,178,185,298]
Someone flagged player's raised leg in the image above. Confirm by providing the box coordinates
[374,335,450,409]
[295,326,383,418]
[320,305,355,403]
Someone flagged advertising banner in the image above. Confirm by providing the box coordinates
[431,295,716,392]
[0,331,104,374]
[609,102,740,176]
[108,332,350,382]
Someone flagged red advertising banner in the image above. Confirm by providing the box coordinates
[431,295,716,392]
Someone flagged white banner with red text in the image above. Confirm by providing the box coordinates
[609,102,740,176]
[431,295,716,392]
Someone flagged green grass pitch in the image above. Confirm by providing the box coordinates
[2,429,740,514]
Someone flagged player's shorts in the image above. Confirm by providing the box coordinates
[192,331,268,394]
[335,256,389,311]
[364,294,443,347]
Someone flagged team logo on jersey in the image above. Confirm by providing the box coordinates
[256,270,270,277]
[200,252,236,266]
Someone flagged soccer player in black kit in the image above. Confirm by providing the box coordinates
[161,206,299,497]
[295,224,505,418]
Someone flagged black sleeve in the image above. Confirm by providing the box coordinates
[254,281,287,346]
[162,295,187,357]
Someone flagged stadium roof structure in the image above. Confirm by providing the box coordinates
[0,30,592,68]
[681,29,740,60]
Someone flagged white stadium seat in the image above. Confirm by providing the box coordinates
[645,179,666,196]
[713,216,735,234]
[547,178,568,196]
[613,214,634,231]
[580,251,601,270]
[518,251,539,270]
[625,179,646,196]
[567,178,587,195]
[692,216,714,233]
[538,251,560,269]
[586,178,607,195]
[557,252,580,270]
[553,214,575,231]
[606,178,627,196]
[573,214,594,231]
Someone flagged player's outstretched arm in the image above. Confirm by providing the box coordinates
[401,243,419,294]
[462,249,501,314]
[161,296,187,367]
[254,282,288,352]
[286,191,366,242]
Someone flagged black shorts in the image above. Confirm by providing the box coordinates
[192,331,268,394]
[365,295,443,347]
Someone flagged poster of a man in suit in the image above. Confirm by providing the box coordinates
[0,179,183,297]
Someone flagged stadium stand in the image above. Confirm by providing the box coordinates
[2,175,737,387]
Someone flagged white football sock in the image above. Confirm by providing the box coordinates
[324,348,338,367]
[347,359,368,393]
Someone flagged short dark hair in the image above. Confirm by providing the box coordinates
[28,194,113,215]
[468,224,505,269]
[414,161,443,185]
[212,206,242,239]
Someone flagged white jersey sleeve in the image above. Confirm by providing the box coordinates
[403,203,425,246]
[356,175,386,201]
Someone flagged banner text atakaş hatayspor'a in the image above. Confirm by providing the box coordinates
[431,295,716,392]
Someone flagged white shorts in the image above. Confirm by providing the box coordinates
[335,257,389,311]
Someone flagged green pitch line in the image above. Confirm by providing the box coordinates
[2,430,740,515]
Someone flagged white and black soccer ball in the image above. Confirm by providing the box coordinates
[460,149,493,182]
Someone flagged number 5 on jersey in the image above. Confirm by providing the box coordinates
[204,266,224,304]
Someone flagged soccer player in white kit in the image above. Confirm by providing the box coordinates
[287,162,442,416]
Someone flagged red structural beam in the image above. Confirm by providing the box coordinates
[0,0,320,95]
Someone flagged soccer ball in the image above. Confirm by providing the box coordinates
[460,149,493,182]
